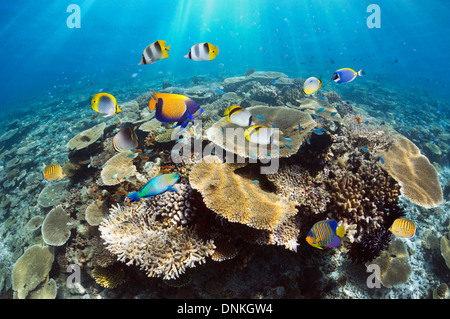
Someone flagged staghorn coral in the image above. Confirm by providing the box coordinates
[189,155,298,232]
[99,202,215,280]
[206,106,316,160]
[66,122,106,151]
[379,134,443,208]
[41,205,74,246]
[100,151,137,186]
[12,245,54,299]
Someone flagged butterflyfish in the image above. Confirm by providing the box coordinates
[43,165,66,181]
[302,76,322,95]
[126,173,179,203]
[306,219,346,250]
[244,125,274,145]
[112,127,138,152]
[91,93,121,116]
[139,40,170,65]
[184,43,219,61]
[332,68,364,84]
[149,92,203,134]
[389,218,416,238]
[223,105,255,127]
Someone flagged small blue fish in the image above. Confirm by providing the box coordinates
[307,137,311,144]
[283,137,292,143]
[130,148,136,152]
[379,156,385,164]
[361,146,369,152]
[212,117,220,122]
[298,121,302,132]
[284,143,293,150]
[330,112,338,117]
[215,89,225,94]
[145,149,152,154]
[321,128,328,132]
[316,107,325,113]
[255,115,265,120]
[313,128,323,135]
[111,173,119,179]
[126,173,179,203]
[311,114,320,119]
[126,154,136,158]
[248,152,258,159]
[318,96,326,101]
[363,120,369,124]
[250,180,259,184]
[271,124,277,129]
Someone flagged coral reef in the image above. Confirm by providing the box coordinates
[66,122,106,151]
[41,205,74,246]
[91,264,125,289]
[99,151,137,186]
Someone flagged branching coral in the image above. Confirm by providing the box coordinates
[99,202,215,280]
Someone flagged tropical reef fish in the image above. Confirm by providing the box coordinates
[91,93,121,116]
[112,127,138,152]
[43,165,66,181]
[389,218,416,238]
[126,173,179,203]
[302,76,322,95]
[244,125,274,145]
[184,43,219,61]
[139,40,170,65]
[306,219,346,250]
[332,68,364,84]
[149,92,203,134]
[224,105,254,126]
[313,128,323,135]
[316,107,325,113]
[245,68,256,77]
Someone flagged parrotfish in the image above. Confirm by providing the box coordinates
[332,68,364,84]
[184,43,219,61]
[305,219,346,250]
[224,105,254,126]
[126,173,180,203]
[149,92,203,134]
[91,93,121,116]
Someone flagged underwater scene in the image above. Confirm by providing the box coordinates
[0,0,449,301]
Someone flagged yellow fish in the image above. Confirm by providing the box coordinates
[244,125,274,145]
[389,218,416,238]
[139,40,170,65]
[224,105,255,127]
[302,76,322,95]
[91,93,121,116]
[184,43,219,61]
[43,165,66,181]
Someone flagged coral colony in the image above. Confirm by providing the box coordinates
[1,71,447,299]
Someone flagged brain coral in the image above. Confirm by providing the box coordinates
[206,106,316,160]
[100,151,137,186]
[99,202,215,280]
[67,122,106,151]
[41,205,73,246]
[12,245,54,299]
[379,134,443,208]
[189,155,298,231]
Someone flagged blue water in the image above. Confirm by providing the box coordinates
[1,0,449,110]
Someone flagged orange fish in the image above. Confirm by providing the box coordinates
[115,190,127,195]
[43,165,66,181]
[141,156,149,161]
[161,165,174,170]
[132,149,142,153]
[355,117,362,124]
[98,195,102,202]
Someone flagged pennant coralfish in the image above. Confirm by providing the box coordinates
[306,219,346,250]
[149,93,203,134]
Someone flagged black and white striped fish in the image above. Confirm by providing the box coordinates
[184,42,219,61]
[139,40,170,65]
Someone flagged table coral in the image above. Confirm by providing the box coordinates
[41,205,74,246]
[66,122,106,151]
[100,151,137,186]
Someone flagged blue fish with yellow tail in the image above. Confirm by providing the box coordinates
[126,173,179,203]
[306,219,346,250]
[149,92,203,134]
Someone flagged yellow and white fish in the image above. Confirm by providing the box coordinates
[303,76,322,95]
[139,40,170,65]
[224,105,255,127]
[184,43,219,61]
[43,165,66,181]
[91,93,121,116]
[244,125,274,145]
[389,218,416,238]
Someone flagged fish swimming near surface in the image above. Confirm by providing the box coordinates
[224,105,255,126]
[126,173,180,203]
[389,218,416,238]
[43,165,66,181]
[91,93,121,116]
[332,68,364,84]
[112,127,138,152]
[149,92,203,134]
[306,219,346,250]
[245,68,256,77]
[184,43,219,61]
[139,40,170,65]
[244,125,274,145]
[302,76,322,95]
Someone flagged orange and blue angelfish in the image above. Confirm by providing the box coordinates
[306,219,346,250]
[149,92,203,134]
